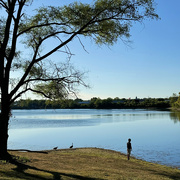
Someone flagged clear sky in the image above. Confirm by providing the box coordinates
[23,0,180,100]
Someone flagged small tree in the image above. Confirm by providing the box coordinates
[172,93,180,109]
[0,0,158,159]
[169,93,178,107]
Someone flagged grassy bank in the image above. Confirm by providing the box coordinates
[0,148,180,180]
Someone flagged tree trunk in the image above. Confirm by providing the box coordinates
[0,101,11,160]
[0,123,9,159]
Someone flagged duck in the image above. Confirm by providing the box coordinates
[69,143,73,149]
[53,146,58,150]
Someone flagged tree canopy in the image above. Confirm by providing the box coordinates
[0,0,158,102]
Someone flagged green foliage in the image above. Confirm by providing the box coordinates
[169,93,178,109]
[171,93,180,109]
[16,99,46,109]
[12,97,170,109]
[35,81,68,100]
[19,0,159,48]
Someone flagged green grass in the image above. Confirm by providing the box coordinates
[0,148,180,180]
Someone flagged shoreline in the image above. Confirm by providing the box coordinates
[2,147,179,180]
[8,147,180,169]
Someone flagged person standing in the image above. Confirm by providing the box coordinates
[127,138,132,160]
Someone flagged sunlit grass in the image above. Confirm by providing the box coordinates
[0,148,179,179]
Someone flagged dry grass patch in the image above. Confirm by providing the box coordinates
[0,148,179,179]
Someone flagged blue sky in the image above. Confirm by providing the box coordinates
[25,0,180,99]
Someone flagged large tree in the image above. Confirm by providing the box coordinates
[0,0,158,159]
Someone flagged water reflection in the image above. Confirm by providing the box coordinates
[170,111,180,123]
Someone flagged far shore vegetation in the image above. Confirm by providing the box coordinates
[170,93,180,110]
[9,95,180,110]
[1,148,180,180]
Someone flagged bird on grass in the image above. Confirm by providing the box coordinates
[53,146,58,150]
[69,143,73,149]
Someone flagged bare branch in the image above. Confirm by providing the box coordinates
[10,87,50,103]
[23,77,66,84]
[77,36,89,54]
[0,0,8,10]
[27,88,52,99]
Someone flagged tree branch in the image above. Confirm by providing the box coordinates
[10,87,51,104]
[34,9,103,63]
[0,0,8,10]
[17,22,72,37]
[23,77,66,84]
[9,40,42,100]
[6,0,25,78]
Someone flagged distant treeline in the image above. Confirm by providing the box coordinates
[11,97,171,109]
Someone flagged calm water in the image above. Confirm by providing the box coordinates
[8,109,180,168]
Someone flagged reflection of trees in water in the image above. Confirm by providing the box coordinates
[170,111,180,123]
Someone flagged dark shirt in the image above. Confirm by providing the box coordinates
[127,142,132,149]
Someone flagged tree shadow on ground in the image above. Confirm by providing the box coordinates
[7,157,103,180]
[133,165,180,180]
[8,149,48,154]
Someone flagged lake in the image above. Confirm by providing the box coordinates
[8,109,180,169]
